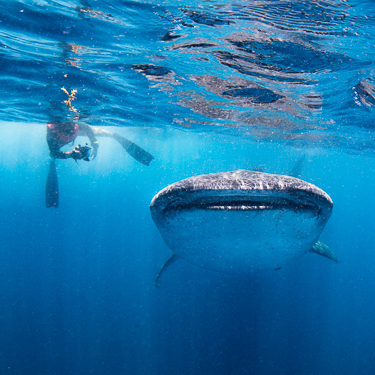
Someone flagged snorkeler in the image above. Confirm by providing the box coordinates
[46,121,154,208]
[47,122,96,161]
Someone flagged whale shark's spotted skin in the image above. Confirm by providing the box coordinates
[150,170,335,285]
[154,170,330,197]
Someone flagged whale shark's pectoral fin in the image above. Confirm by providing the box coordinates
[310,241,338,263]
[155,253,179,288]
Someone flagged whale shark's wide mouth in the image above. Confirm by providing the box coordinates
[162,194,322,216]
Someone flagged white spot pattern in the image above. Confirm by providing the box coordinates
[151,170,333,208]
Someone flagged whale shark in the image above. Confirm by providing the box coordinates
[150,168,337,286]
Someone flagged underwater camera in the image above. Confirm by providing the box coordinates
[72,143,91,161]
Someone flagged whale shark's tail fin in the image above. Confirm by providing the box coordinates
[155,253,179,288]
[288,155,306,178]
[310,241,338,263]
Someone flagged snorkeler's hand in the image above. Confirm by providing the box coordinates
[90,143,98,160]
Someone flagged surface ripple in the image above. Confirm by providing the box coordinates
[1,0,375,154]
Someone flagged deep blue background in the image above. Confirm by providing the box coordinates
[0,124,374,374]
[2,0,375,373]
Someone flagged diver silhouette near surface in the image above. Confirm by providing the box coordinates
[46,121,154,208]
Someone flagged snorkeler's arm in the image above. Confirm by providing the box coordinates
[49,147,90,161]
[52,150,73,159]
[47,137,87,160]
[49,148,80,160]
[78,124,99,159]
[47,136,74,159]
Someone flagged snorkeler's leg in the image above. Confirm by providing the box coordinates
[90,128,154,166]
[112,133,154,166]
[90,128,114,138]
[46,159,59,208]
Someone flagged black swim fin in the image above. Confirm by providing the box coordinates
[46,159,59,208]
[113,133,154,166]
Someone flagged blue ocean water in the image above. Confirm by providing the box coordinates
[1,1,375,374]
